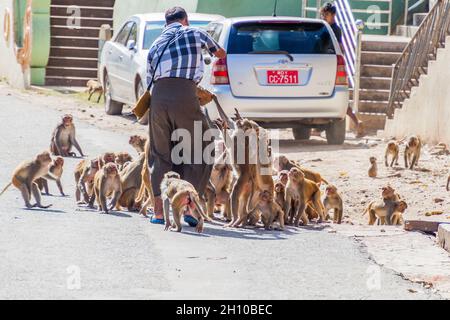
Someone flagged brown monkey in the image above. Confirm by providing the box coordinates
[74,158,100,204]
[129,135,147,155]
[0,151,53,209]
[248,190,284,230]
[385,140,399,167]
[323,185,343,224]
[391,200,408,225]
[363,199,405,226]
[284,168,308,226]
[205,150,233,220]
[285,167,325,227]
[35,156,65,196]
[273,155,329,185]
[274,181,286,209]
[50,114,84,157]
[135,139,154,216]
[278,170,289,186]
[404,135,421,170]
[98,152,115,168]
[115,152,133,171]
[368,157,377,178]
[161,172,209,233]
[89,162,122,214]
[117,152,145,211]
[381,185,401,202]
[86,79,103,103]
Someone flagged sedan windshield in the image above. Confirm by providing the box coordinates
[143,21,211,49]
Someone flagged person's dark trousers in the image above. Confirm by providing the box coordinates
[149,77,214,198]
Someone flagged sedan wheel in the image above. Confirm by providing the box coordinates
[104,74,123,115]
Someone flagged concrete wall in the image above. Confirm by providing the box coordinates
[0,0,27,88]
[383,36,450,145]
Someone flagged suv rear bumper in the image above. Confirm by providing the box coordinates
[205,85,349,126]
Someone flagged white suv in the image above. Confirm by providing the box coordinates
[200,17,349,144]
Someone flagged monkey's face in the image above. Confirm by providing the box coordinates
[381,186,395,199]
[259,190,272,203]
[396,201,408,213]
[115,152,132,165]
[164,171,180,180]
[278,171,289,185]
[369,157,377,164]
[55,157,64,167]
[103,153,115,164]
[129,135,142,146]
[274,182,285,194]
[408,136,419,147]
[326,185,338,196]
[62,115,73,127]
[387,141,397,151]
[91,160,100,170]
[104,163,118,176]
[37,152,52,165]
[288,167,304,182]
[273,155,288,171]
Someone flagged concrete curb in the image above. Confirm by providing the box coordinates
[438,224,450,253]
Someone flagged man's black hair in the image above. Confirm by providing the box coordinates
[321,2,337,15]
[165,6,188,25]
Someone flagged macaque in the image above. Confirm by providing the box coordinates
[35,156,65,196]
[363,199,406,226]
[118,153,145,211]
[323,185,343,224]
[385,140,399,167]
[86,79,103,103]
[129,135,147,155]
[98,152,116,168]
[135,140,154,216]
[161,172,209,233]
[74,158,100,204]
[0,151,53,209]
[115,152,133,171]
[391,201,408,225]
[273,155,329,185]
[368,157,377,178]
[248,190,284,230]
[50,114,84,157]
[404,135,421,169]
[90,162,122,214]
[278,170,289,186]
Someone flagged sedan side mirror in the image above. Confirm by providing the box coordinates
[127,39,136,51]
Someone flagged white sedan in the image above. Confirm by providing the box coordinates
[99,13,224,116]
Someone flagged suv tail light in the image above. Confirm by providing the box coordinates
[335,55,348,86]
[211,58,229,85]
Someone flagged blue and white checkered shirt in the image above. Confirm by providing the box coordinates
[147,22,221,85]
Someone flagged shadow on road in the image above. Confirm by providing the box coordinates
[275,137,370,154]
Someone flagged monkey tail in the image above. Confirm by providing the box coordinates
[0,182,12,197]
[190,192,211,222]
[321,177,330,185]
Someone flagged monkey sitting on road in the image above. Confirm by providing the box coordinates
[36,156,65,196]
[404,135,422,170]
[368,157,378,178]
[273,155,329,186]
[391,201,408,225]
[129,135,147,155]
[323,185,343,224]
[86,79,103,103]
[115,152,133,171]
[161,172,210,233]
[74,158,100,204]
[0,151,54,209]
[89,162,122,214]
[385,140,399,167]
[248,190,284,231]
[50,114,84,158]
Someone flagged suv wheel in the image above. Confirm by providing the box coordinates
[104,73,123,115]
[326,118,346,145]
[292,126,311,141]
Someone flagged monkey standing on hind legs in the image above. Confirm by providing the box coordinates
[0,151,54,209]
[74,158,100,204]
[89,162,122,214]
[50,114,84,157]
[323,185,343,224]
[35,156,65,196]
[404,135,422,170]
[161,172,210,233]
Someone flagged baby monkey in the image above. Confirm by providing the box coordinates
[90,162,122,214]
[385,140,399,167]
[36,156,65,196]
[363,199,407,225]
[323,185,343,224]
[249,190,285,231]
[368,157,377,178]
[161,172,209,233]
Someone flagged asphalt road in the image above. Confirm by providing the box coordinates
[0,86,439,299]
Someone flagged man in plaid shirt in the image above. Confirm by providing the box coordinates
[147,7,226,225]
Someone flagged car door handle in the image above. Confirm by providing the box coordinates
[119,55,123,61]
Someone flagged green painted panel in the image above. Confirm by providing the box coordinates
[197,0,301,17]
[30,0,50,85]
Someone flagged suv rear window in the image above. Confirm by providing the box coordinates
[228,22,336,55]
